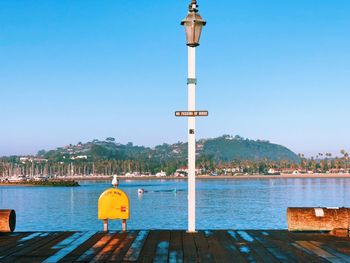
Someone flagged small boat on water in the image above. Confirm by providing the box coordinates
[7,175,27,182]
[155,171,167,177]
[33,175,48,181]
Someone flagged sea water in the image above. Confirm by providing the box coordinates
[0,178,349,231]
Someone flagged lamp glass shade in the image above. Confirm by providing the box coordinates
[181,12,206,47]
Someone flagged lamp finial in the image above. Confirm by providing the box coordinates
[189,0,198,12]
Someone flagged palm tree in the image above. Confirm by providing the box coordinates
[340,150,349,172]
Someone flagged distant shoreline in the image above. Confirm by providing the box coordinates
[72,173,350,181]
[1,173,349,186]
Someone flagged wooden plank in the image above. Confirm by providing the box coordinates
[153,230,170,263]
[75,232,114,262]
[288,231,349,242]
[0,232,35,246]
[0,232,63,262]
[182,231,197,263]
[0,234,38,259]
[271,230,330,263]
[18,232,73,262]
[241,231,280,263]
[310,241,350,262]
[42,231,96,263]
[51,232,85,249]
[289,231,350,257]
[0,233,19,243]
[250,231,299,263]
[318,240,350,257]
[19,232,44,241]
[0,232,21,238]
[123,230,149,262]
[90,231,125,263]
[204,230,244,263]
[236,231,279,263]
[137,230,160,263]
[193,231,214,263]
[1,232,64,262]
[6,232,34,242]
[107,231,137,262]
[59,232,105,263]
[217,230,249,263]
[0,233,32,255]
[296,241,343,263]
[225,231,263,263]
[0,233,43,261]
[168,230,183,263]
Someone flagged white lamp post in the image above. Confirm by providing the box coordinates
[181,0,206,233]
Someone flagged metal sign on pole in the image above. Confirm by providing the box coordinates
[175,111,208,117]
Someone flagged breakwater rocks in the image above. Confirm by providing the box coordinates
[0,179,79,187]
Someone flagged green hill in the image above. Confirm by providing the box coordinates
[199,135,299,162]
[38,135,299,163]
[0,135,300,176]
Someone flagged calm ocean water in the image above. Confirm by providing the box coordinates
[0,178,349,231]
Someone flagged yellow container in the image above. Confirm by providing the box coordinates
[98,188,130,220]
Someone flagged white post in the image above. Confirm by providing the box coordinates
[188,46,196,232]
[103,219,108,232]
[122,219,127,232]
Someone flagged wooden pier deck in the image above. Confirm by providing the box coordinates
[0,230,349,262]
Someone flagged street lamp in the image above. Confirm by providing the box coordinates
[181,0,206,47]
[181,0,206,233]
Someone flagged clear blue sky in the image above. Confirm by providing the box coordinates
[1,0,350,157]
